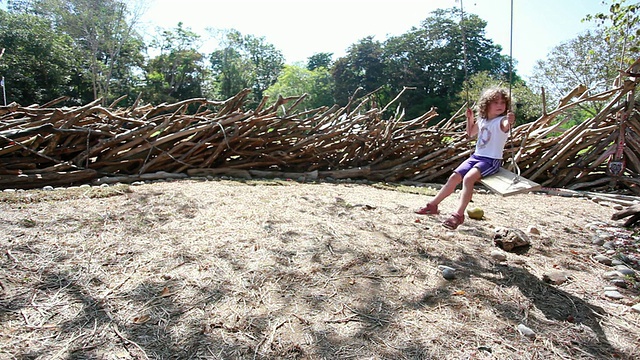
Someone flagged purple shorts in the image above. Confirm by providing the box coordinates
[454,154,502,178]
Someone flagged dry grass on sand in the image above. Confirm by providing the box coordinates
[1,179,639,359]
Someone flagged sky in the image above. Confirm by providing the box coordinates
[0,0,612,79]
[140,0,612,79]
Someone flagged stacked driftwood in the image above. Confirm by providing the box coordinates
[0,60,639,193]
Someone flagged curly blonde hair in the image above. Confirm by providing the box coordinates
[475,87,511,119]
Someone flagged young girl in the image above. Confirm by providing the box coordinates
[415,87,516,229]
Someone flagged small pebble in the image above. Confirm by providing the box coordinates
[517,324,536,338]
[604,290,624,300]
[586,222,607,230]
[543,271,570,285]
[602,271,622,280]
[490,250,507,262]
[438,265,457,280]
[594,254,612,266]
[615,267,636,277]
[631,304,640,314]
[610,279,627,288]
[611,259,625,266]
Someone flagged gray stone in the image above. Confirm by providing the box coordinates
[604,290,624,300]
[594,254,612,266]
[543,271,571,285]
[442,268,456,280]
[615,267,636,277]
[631,304,640,314]
[611,259,625,266]
[586,222,607,230]
[602,271,622,280]
[490,250,507,262]
[493,227,531,252]
[517,324,536,338]
[438,265,457,280]
[591,236,605,246]
[610,279,627,288]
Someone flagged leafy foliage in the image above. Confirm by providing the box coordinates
[4,1,635,127]
[332,36,387,107]
[209,29,285,108]
[529,28,639,117]
[381,8,514,120]
[38,0,145,105]
[264,64,334,111]
[585,0,639,54]
[307,52,333,70]
[144,23,207,104]
[4,0,146,105]
[0,10,81,105]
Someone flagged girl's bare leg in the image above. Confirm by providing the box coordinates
[430,172,462,206]
[454,168,482,216]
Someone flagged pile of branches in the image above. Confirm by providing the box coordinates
[0,61,639,194]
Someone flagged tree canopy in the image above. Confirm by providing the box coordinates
[0,1,635,124]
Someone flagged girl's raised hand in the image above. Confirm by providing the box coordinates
[466,107,474,120]
[507,111,515,126]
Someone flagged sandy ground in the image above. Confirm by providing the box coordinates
[1,178,638,359]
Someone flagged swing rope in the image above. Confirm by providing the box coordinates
[459,0,521,184]
[459,0,469,106]
[507,0,521,183]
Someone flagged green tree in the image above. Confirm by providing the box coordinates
[0,9,80,105]
[26,0,146,105]
[264,63,334,111]
[332,36,387,107]
[585,0,639,56]
[307,52,333,70]
[528,28,637,117]
[144,22,207,104]
[209,29,284,107]
[382,8,513,120]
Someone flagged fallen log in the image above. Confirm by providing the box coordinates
[611,204,640,227]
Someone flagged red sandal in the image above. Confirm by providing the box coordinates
[442,213,464,230]
[415,203,439,215]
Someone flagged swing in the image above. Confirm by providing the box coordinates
[459,0,540,196]
[480,167,540,197]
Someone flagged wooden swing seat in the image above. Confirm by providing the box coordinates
[480,167,541,197]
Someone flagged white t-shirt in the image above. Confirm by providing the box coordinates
[475,116,509,159]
